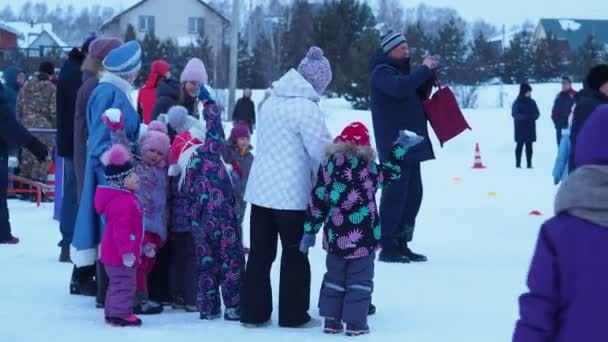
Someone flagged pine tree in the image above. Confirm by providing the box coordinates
[500,30,534,84]
[344,28,380,109]
[533,33,566,82]
[252,33,275,89]
[282,0,314,71]
[137,31,162,84]
[465,32,500,84]
[238,37,255,88]
[404,22,432,67]
[432,18,468,84]
[570,34,603,82]
[376,0,404,31]
[125,24,137,42]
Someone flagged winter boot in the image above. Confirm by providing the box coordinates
[323,318,344,334]
[59,243,70,263]
[106,315,142,327]
[224,307,240,321]
[345,323,370,336]
[379,246,410,263]
[134,299,164,315]
[401,244,427,262]
[368,303,376,316]
[0,237,20,245]
[172,297,185,310]
[70,280,97,297]
[200,307,222,320]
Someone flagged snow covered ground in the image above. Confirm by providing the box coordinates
[1,83,568,341]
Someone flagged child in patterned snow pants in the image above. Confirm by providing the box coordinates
[181,101,245,321]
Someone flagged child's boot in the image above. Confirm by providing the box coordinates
[107,315,143,327]
[224,307,240,321]
[345,323,370,337]
[323,318,344,334]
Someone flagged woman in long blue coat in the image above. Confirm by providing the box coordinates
[512,83,540,168]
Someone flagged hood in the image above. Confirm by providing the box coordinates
[326,142,376,163]
[555,165,608,227]
[156,78,180,100]
[368,48,410,74]
[144,60,170,89]
[95,186,131,215]
[575,105,608,167]
[272,69,320,102]
[3,65,24,92]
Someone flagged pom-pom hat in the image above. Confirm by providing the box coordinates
[101,144,134,187]
[297,47,332,95]
[335,122,371,147]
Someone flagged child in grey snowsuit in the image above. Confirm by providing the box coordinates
[299,122,422,336]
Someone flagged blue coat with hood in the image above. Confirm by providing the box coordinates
[369,49,435,163]
[2,66,24,116]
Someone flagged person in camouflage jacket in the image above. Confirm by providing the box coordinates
[16,62,56,182]
[299,122,423,336]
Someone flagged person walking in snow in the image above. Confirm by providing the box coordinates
[551,76,576,146]
[513,105,608,342]
[222,124,254,253]
[240,47,333,328]
[0,82,48,245]
[512,83,540,169]
[16,61,56,187]
[569,64,608,173]
[95,144,143,327]
[232,89,256,132]
[70,37,124,299]
[299,122,423,336]
[138,60,171,124]
[72,41,143,308]
[369,28,439,264]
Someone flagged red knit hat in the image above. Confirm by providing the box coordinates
[334,122,371,146]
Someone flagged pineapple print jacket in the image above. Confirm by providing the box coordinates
[304,142,408,259]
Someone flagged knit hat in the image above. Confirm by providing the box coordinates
[334,122,371,146]
[89,37,124,61]
[140,121,171,165]
[519,83,532,96]
[381,29,407,54]
[145,60,170,88]
[103,41,142,76]
[101,144,134,188]
[167,106,194,133]
[586,64,608,91]
[297,47,332,95]
[39,61,55,76]
[180,58,208,84]
[229,125,250,144]
[81,34,97,54]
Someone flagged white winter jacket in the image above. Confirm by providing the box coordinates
[245,69,332,210]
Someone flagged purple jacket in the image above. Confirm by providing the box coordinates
[514,105,608,342]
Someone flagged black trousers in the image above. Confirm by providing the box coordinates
[0,153,12,242]
[96,262,109,305]
[516,142,533,168]
[148,239,172,304]
[240,205,311,327]
[379,163,423,249]
[556,128,562,146]
[169,232,197,306]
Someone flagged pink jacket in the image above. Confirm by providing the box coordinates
[95,186,144,267]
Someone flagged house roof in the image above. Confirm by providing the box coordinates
[3,21,69,49]
[100,0,230,30]
[0,21,20,37]
[538,18,608,50]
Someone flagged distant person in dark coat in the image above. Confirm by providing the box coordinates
[512,83,540,169]
[2,65,26,116]
[56,36,95,262]
[569,64,608,173]
[0,83,48,245]
[232,88,256,132]
[513,104,608,342]
[551,76,576,145]
[369,28,438,264]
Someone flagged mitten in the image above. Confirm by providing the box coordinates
[102,108,124,131]
[122,253,136,268]
[299,234,316,254]
[25,136,48,162]
[395,130,424,150]
[143,243,156,258]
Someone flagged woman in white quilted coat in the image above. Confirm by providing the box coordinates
[240,47,333,328]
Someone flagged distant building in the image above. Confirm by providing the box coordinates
[2,21,69,57]
[0,22,19,61]
[534,19,608,52]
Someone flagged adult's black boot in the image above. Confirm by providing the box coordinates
[401,244,428,262]
[379,246,410,263]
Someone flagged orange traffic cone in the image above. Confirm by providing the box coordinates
[472,143,486,169]
[46,160,55,199]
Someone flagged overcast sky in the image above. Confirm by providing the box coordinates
[4,0,608,27]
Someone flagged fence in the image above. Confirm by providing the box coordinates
[0,45,75,75]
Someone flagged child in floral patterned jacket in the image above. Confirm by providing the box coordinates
[299,122,423,336]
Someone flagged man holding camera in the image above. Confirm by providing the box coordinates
[370,29,439,264]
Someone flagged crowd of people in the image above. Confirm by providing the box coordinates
[1,25,608,339]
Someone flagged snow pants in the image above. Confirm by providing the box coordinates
[169,231,197,307]
[136,233,162,295]
[192,206,245,316]
[104,264,136,318]
[240,205,311,327]
[0,153,12,242]
[380,162,423,249]
[319,253,374,326]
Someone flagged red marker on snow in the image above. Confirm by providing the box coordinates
[529,210,543,216]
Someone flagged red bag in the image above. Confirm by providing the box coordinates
[423,80,471,146]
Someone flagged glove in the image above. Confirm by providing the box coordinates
[25,136,48,162]
[122,253,136,268]
[8,156,19,168]
[299,234,316,254]
[395,130,424,150]
[143,243,156,258]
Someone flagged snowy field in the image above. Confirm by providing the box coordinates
[1,83,570,341]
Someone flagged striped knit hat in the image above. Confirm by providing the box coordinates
[381,29,407,54]
[102,41,142,76]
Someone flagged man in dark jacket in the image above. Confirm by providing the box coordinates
[570,64,608,173]
[370,29,438,263]
[0,83,48,245]
[2,65,25,116]
[551,77,576,145]
[55,37,94,262]
[232,88,256,131]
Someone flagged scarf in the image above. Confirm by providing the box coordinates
[555,165,608,227]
